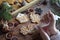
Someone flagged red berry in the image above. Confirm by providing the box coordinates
[29,9,34,12]
[8,23,13,27]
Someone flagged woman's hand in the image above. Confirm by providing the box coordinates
[40,10,57,36]
[41,10,55,28]
[36,10,58,40]
[37,26,50,40]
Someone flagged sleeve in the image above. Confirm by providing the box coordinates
[50,31,60,40]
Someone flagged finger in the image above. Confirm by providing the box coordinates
[47,10,55,26]
[36,26,43,31]
[46,13,50,23]
[49,10,54,19]
[41,13,50,24]
[37,25,44,29]
[48,10,54,22]
[46,12,50,20]
[44,13,49,23]
[47,12,52,22]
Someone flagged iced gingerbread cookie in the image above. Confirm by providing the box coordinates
[16,13,29,23]
[20,24,35,35]
[30,13,40,23]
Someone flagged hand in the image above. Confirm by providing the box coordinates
[41,10,55,28]
[36,10,57,40]
[40,10,57,36]
[37,26,50,40]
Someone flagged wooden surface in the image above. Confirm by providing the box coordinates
[0,0,50,40]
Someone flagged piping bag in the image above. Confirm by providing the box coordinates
[11,0,41,16]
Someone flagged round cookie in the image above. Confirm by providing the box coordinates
[18,0,24,3]
[0,0,7,4]
[25,0,34,3]
[6,0,16,4]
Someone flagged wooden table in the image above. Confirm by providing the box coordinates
[0,0,50,40]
